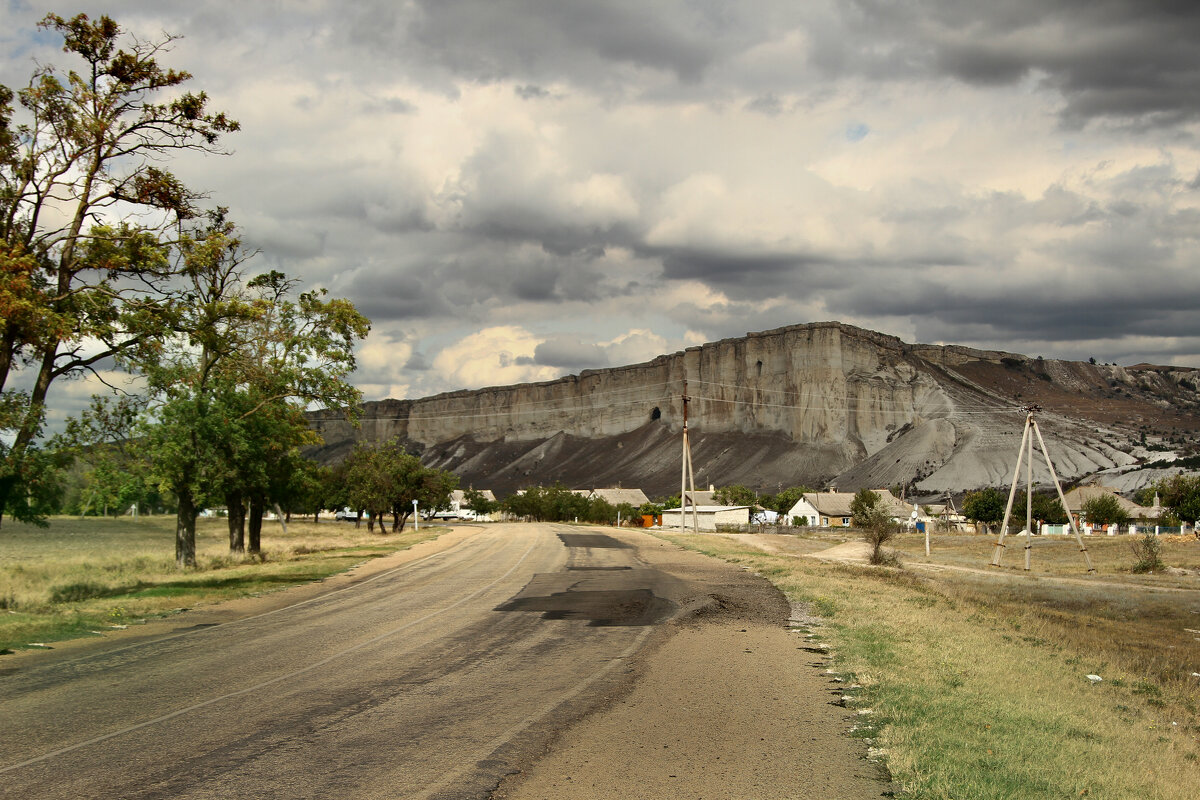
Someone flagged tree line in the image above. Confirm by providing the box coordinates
[959,475,1200,531]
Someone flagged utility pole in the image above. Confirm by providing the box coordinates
[680,378,698,534]
[989,405,1094,572]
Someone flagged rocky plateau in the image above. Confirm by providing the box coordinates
[308,322,1200,499]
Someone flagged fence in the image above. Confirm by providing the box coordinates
[1039,523,1192,536]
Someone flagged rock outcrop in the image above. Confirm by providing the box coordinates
[308,322,1200,497]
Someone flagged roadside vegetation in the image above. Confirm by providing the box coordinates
[0,515,441,653]
[662,529,1200,799]
[499,483,640,525]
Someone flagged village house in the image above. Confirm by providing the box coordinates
[1060,484,1158,526]
[787,489,914,528]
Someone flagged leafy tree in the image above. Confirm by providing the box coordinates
[762,486,810,518]
[713,484,757,507]
[1010,491,1069,528]
[0,13,238,526]
[281,460,330,524]
[59,395,158,518]
[1153,474,1200,524]
[638,501,664,518]
[1081,494,1130,527]
[656,494,681,510]
[462,488,498,516]
[962,488,1008,533]
[142,216,367,565]
[342,439,457,533]
[850,488,886,529]
[851,488,899,565]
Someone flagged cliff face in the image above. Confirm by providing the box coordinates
[308,322,1200,496]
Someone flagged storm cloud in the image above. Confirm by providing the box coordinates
[3,0,1199,413]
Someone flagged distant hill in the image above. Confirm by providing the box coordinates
[308,322,1200,497]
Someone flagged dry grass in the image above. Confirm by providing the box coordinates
[0,515,440,651]
[891,530,1200,581]
[663,530,1200,800]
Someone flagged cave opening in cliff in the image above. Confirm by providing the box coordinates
[650,406,661,421]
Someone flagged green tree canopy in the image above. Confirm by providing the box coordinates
[342,439,457,533]
[1081,494,1130,527]
[461,488,498,516]
[0,12,238,526]
[962,488,1008,528]
[1153,474,1200,523]
[143,215,368,565]
[713,484,757,507]
[850,488,886,529]
[1011,491,1069,527]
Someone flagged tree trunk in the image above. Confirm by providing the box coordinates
[367,513,376,533]
[176,490,199,568]
[248,495,264,554]
[355,510,362,529]
[397,510,411,533]
[227,490,245,553]
[274,502,288,536]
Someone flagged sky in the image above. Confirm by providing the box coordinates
[3,0,1200,422]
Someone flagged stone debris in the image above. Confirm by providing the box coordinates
[1086,674,1103,683]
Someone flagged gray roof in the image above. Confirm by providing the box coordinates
[584,488,650,507]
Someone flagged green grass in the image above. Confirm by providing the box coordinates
[661,531,1200,800]
[0,515,441,652]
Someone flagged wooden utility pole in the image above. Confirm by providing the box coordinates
[680,379,698,534]
[989,405,1095,572]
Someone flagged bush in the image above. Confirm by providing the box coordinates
[851,489,901,565]
[865,519,902,566]
[1130,533,1164,574]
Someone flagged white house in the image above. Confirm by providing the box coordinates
[787,489,914,528]
[447,489,497,520]
[661,505,752,531]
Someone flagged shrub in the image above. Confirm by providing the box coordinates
[1129,533,1165,574]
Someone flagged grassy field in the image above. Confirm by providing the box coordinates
[0,515,441,653]
[662,529,1200,800]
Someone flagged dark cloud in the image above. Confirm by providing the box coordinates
[401,0,719,84]
[825,0,1200,128]
[745,93,783,116]
[655,247,832,287]
[403,351,432,371]
[515,84,550,99]
[533,335,609,370]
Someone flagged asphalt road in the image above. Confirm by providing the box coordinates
[0,523,778,799]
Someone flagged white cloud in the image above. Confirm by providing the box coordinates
[431,326,562,389]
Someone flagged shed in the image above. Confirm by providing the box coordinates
[660,505,751,532]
